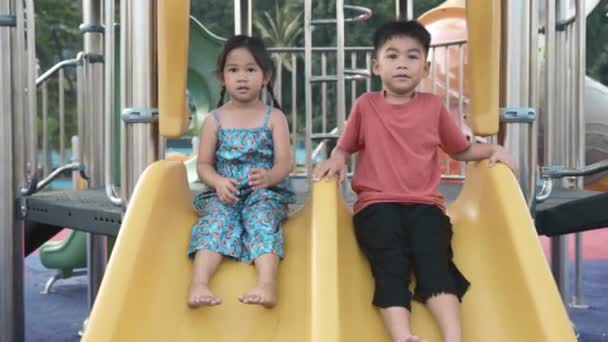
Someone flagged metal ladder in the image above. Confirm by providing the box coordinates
[303,0,372,177]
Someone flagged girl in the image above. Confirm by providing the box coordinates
[187,35,295,309]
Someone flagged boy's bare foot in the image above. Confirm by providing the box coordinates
[188,283,222,308]
[238,282,277,308]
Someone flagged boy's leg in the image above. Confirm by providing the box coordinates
[425,294,461,342]
[380,307,421,342]
[240,193,287,308]
[188,250,224,307]
[408,205,470,342]
[354,204,421,341]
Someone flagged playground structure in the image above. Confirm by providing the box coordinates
[1,0,607,341]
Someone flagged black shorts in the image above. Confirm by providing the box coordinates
[354,203,470,311]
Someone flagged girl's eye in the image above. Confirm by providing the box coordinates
[408,55,419,60]
[227,67,237,73]
[387,54,398,59]
[247,67,256,72]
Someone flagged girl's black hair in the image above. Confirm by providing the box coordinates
[215,35,282,111]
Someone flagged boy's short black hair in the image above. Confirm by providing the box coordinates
[373,20,431,58]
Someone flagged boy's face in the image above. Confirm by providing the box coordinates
[372,36,429,96]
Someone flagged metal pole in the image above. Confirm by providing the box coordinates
[59,68,65,164]
[528,0,539,211]
[234,0,251,35]
[12,0,25,186]
[365,51,371,92]
[104,0,122,207]
[502,0,532,202]
[458,43,466,177]
[274,56,282,105]
[1,0,24,340]
[82,0,104,187]
[396,0,413,20]
[350,52,357,108]
[291,53,298,170]
[407,0,414,20]
[321,52,327,133]
[42,81,49,175]
[336,0,345,133]
[24,0,36,187]
[546,0,569,303]
[120,0,159,202]
[304,0,312,178]
[571,0,587,308]
[82,0,107,313]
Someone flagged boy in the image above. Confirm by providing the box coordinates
[312,21,516,342]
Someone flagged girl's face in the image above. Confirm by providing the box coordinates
[221,47,270,104]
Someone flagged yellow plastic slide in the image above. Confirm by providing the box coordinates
[82,160,576,342]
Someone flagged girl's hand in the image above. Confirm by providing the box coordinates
[248,168,271,189]
[215,177,240,204]
[489,145,518,175]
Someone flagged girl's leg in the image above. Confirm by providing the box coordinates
[239,252,279,308]
[425,294,461,342]
[188,195,243,308]
[239,195,286,308]
[380,307,421,342]
[188,249,224,307]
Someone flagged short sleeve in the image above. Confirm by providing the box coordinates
[438,103,470,154]
[337,98,363,153]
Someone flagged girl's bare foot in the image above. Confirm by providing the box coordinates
[238,282,277,308]
[394,336,422,342]
[188,283,222,308]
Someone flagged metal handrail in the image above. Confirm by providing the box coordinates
[104,0,122,207]
[311,127,339,161]
[36,53,83,87]
[21,162,87,195]
[267,39,467,54]
[541,159,608,178]
[535,177,554,203]
[311,4,372,24]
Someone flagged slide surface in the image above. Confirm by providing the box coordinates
[82,160,576,342]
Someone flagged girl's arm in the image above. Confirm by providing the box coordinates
[266,110,294,186]
[197,115,223,189]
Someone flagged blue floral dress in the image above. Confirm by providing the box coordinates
[188,106,296,263]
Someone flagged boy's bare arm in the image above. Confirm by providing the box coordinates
[450,143,495,161]
[450,143,518,175]
[330,146,351,165]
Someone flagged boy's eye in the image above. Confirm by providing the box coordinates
[408,54,419,60]
[387,54,398,59]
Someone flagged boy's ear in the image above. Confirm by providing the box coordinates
[372,58,380,76]
[424,61,431,77]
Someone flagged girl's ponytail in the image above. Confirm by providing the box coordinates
[266,83,282,111]
[216,86,226,108]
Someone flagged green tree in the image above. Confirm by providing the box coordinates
[587,0,608,85]
[254,1,303,71]
[35,0,82,166]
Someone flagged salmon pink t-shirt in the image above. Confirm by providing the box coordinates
[337,91,470,214]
